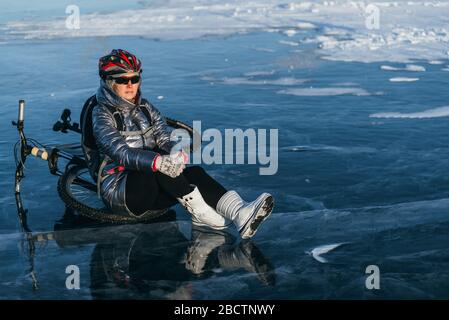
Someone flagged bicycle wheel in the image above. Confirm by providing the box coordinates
[57,164,168,223]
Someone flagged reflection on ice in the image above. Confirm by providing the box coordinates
[17,209,276,299]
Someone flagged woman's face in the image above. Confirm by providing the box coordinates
[112,72,141,101]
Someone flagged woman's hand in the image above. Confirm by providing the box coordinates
[152,153,186,178]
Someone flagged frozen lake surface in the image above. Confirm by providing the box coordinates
[1,1,449,299]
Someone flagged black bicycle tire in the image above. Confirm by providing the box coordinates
[57,165,168,223]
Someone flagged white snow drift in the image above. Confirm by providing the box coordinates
[3,1,449,64]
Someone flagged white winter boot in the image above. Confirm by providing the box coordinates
[177,185,232,230]
[216,191,274,239]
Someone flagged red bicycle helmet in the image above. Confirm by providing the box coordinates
[99,49,142,79]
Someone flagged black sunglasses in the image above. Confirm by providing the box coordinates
[112,75,141,85]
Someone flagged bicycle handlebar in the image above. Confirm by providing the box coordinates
[30,147,49,161]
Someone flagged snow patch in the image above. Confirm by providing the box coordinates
[306,243,348,263]
[381,64,426,72]
[223,77,307,86]
[370,106,449,119]
[389,77,419,82]
[278,87,372,96]
[243,70,275,77]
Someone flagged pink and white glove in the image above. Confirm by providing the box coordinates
[178,150,189,164]
[152,152,187,178]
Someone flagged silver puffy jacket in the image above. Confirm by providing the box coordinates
[91,80,174,216]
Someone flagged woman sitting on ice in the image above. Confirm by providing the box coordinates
[82,49,274,239]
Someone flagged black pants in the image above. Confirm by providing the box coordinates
[125,165,228,215]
